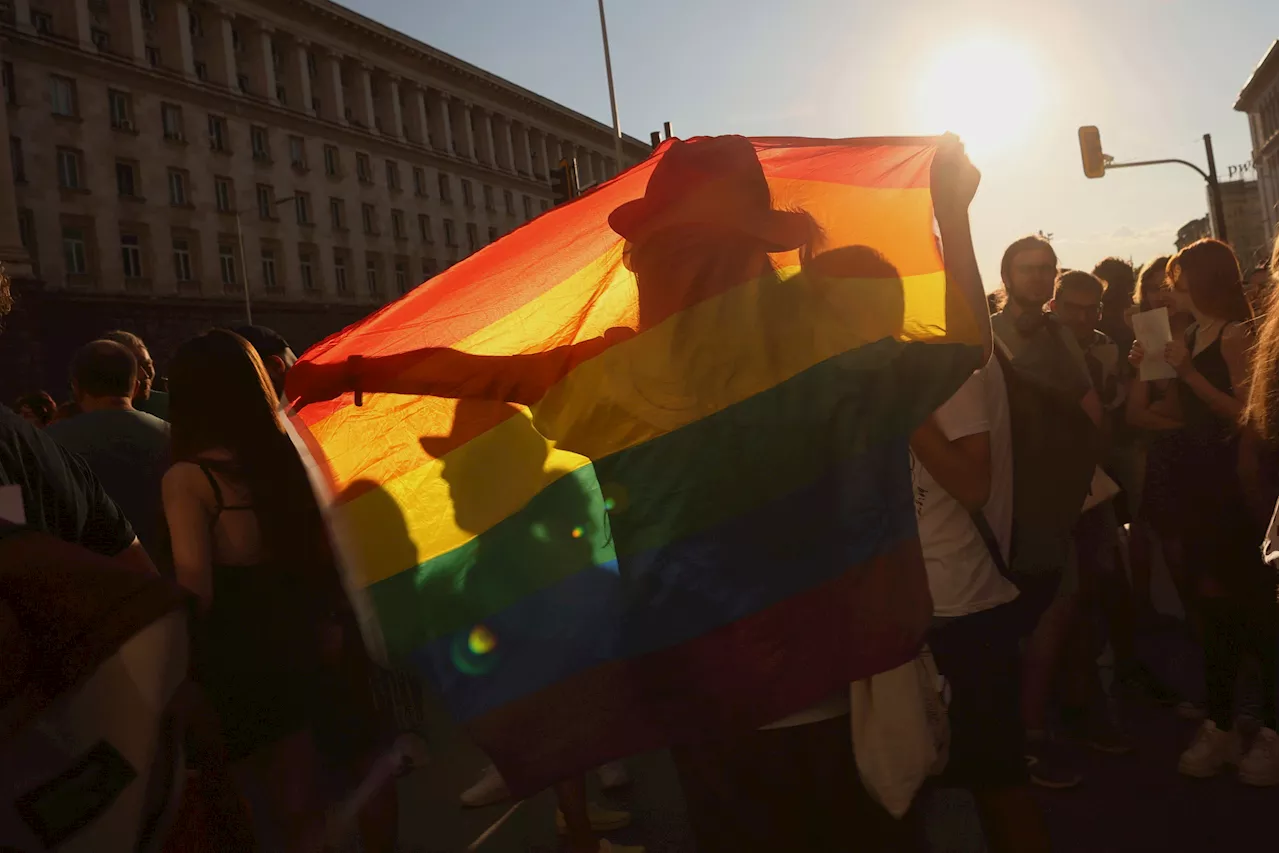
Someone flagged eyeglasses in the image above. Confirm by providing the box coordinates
[1056,301,1100,321]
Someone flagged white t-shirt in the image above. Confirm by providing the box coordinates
[909,361,1018,618]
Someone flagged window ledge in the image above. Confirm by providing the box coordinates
[52,113,83,123]
[120,194,146,204]
[59,187,90,199]
[163,136,188,146]
[210,146,232,156]
[292,163,309,174]
[111,125,139,136]
[170,203,195,210]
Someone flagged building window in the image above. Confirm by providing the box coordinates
[296,193,312,225]
[145,46,161,68]
[385,159,400,191]
[90,28,110,51]
[237,74,250,94]
[250,125,270,161]
[306,52,317,78]
[9,136,24,183]
[30,10,53,35]
[140,0,156,24]
[356,152,372,183]
[422,257,437,279]
[194,61,208,81]
[215,176,233,213]
[413,167,427,197]
[261,246,278,290]
[17,210,36,263]
[49,75,77,117]
[418,214,432,243]
[167,169,188,206]
[466,222,479,252]
[522,195,533,219]
[120,234,144,279]
[540,199,550,212]
[116,160,138,197]
[395,260,408,294]
[504,188,514,215]
[173,238,193,282]
[161,103,184,141]
[231,26,242,52]
[323,145,339,176]
[334,250,348,294]
[108,89,133,130]
[483,184,495,212]
[208,114,228,151]
[63,228,88,275]
[461,179,474,209]
[361,203,376,235]
[219,244,237,286]
[488,226,498,244]
[257,184,274,219]
[391,209,405,239]
[300,250,317,292]
[365,257,378,294]
[276,85,288,106]
[438,173,452,202]
[56,147,83,190]
[2,62,15,106]
[288,135,306,169]
[189,10,204,37]
[443,218,457,248]
[329,197,345,229]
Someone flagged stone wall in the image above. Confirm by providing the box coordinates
[1,278,369,402]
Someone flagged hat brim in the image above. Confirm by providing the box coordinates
[609,200,812,254]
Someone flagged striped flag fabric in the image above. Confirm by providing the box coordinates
[287,135,983,794]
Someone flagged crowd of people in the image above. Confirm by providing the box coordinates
[2,189,1278,852]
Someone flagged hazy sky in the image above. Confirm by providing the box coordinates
[349,0,1276,289]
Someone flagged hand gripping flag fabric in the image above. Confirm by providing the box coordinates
[287,135,984,795]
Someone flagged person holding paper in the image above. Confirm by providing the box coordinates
[1127,238,1275,786]
[1050,272,1178,719]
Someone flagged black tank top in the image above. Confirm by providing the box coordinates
[1178,324,1234,444]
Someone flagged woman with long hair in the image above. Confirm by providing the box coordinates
[1128,238,1275,786]
[162,329,369,850]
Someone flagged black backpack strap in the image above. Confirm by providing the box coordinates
[970,510,1012,582]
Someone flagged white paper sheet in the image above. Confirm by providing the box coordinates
[1131,307,1177,381]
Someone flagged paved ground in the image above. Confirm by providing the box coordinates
[389,542,1277,853]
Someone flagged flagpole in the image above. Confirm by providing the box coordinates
[596,0,624,170]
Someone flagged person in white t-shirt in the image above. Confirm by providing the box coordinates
[909,360,1051,853]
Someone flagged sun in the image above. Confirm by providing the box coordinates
[915,35,1043,164]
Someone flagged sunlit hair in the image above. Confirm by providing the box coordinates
[101,329,147,354]
[1054,269,1105,302]
[1092,257,1134,304]
[999,234,1057,288]
[1166,238,1252,323]
[1135,256,1170,309]
[167,330,336,576]
[1241,237,1278,441]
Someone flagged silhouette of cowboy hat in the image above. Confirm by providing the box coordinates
[609,135,813,253]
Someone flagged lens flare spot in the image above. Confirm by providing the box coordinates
[450,625,499,676]
[468,624,497,656]
[571,526,584,539]
[530,521,551,542]
[601,483,629,514]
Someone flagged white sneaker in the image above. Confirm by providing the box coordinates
[459,765,510,808]
[596,761,631,790]
[1238,727,1278,787]
[1178,720,1232,778]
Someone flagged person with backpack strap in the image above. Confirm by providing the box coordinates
[990,236,1103,790]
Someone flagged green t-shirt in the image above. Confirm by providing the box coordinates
[990,310,1092,404]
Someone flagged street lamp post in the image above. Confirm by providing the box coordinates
[233,194,297,326]
[596,0,624,172]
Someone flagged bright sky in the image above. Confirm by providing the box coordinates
[349,0,1276,290]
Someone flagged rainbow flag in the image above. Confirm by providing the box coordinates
[288,135,983,794]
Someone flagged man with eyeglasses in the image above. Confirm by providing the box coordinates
[990,236,1107,791]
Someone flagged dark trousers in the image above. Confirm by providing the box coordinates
[671,714,911,853]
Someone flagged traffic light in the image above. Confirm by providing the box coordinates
[549,158,578,206]
[1078,126,1106,179]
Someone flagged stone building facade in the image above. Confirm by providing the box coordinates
[1234,40,1277,250]
[0,0,649,397]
